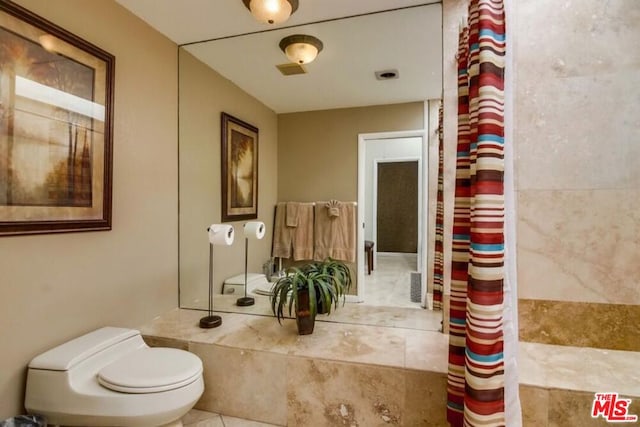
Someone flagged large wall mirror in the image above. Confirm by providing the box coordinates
[178,2,443,331]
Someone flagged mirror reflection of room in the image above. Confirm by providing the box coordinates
[364,139,422,309]
[176,3,443,331]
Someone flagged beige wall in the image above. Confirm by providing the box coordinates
[178,50,278,306]
[278,103,424,202]
[0,0,179,417]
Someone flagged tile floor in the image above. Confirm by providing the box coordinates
[181,408,280,427]
[363,253,422,309]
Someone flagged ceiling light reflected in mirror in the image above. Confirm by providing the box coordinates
[279,34,323,64]
[180,4,441,113]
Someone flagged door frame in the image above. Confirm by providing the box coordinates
[355,129,428,305]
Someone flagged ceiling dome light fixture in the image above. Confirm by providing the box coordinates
[242,0,298,25]
[279,34,323,65]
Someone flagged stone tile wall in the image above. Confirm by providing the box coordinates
[142,309,640,426]
[519,299,640,351]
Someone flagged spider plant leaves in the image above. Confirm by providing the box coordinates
[269,259,353,333]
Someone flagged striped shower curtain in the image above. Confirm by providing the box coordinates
[447,0,506,426]
[432,103,444,311]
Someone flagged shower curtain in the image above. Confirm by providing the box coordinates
[432,103,445,310]
[446,0,512,426]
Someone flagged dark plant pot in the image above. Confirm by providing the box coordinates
[316,287,328,315]
[295,288,315,335]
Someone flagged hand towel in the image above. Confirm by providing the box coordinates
[272,202,292,259]
[292,203,314,260]
[286,202,300,227]
[326,200,341,218]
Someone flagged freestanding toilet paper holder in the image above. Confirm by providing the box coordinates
[236,221,266,307]
[200,224,234,328]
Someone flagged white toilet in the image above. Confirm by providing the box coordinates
[25,327,204,427]
[221,273,273,296]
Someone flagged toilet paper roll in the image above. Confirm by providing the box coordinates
[244,221,266,240]
[208,224,234,246]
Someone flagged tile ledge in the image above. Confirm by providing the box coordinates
[140,308,448,374]
[518,341,640,397]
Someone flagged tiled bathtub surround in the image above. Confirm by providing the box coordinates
[518,342,640,397]
[519,344,640,426]
[141,308,448,426]
[141,309,640,426]
[520,387,640,427]
[141,309,449,370]
[514,0,640,193]
[185,389,640,427]
[519,299,640,351]
[287,360,447,426]
[517,190,640,305]
[513,0,640,307]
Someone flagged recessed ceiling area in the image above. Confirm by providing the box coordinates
[116,1,442,113]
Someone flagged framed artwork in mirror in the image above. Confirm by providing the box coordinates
[221,112,258,222]
[0,1,114,236]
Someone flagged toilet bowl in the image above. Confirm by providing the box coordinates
[25,327,204,427]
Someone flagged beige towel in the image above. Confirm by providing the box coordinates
[272,202,314,261]
[272,202,291,259]
[292,204,314,260]
[286,202,300,227]
[313,201,356,263]
[326,200,340,218]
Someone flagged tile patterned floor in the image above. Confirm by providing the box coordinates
[182,408,281,427]
[362,253,422,308]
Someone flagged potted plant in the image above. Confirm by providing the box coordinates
[270,258,352,335]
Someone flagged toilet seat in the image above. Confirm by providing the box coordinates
[98,347,202,394]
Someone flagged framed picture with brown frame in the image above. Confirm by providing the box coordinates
[221,112,258,222]
[0,1,114,236]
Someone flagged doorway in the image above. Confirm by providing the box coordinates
[356,131,427,308]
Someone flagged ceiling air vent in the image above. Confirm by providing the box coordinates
[276,63,308,76]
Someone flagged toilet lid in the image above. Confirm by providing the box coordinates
[98,348,202,394]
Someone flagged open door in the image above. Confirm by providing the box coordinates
[356,130,426,307]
